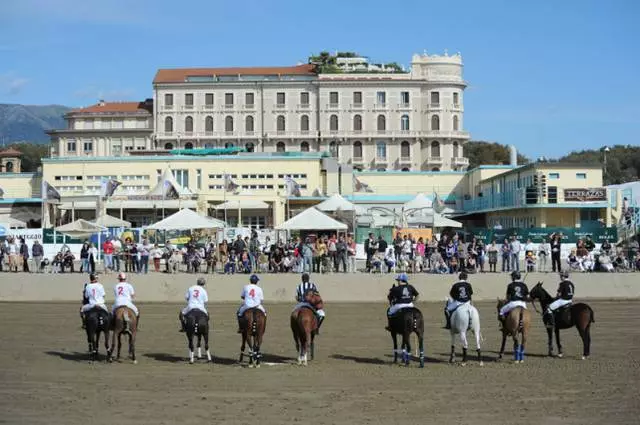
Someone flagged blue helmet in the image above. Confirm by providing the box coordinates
[395,273,409,283]
[249,274,260,284]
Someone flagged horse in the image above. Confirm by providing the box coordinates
[389,307,425,367]
[290,291,323,366]
[84,307,110,362]
[184,309,211,364]
[496,299,531,363]
[530,282,595,359]
[107,306,138,364]
[448,302,483,366]
[239,308,266,368]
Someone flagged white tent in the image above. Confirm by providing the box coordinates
[315,194,362,212]
[92,214,131,228]
[214,200,269,210]
[403,193,433,210]
[0,215,27,228]
[433,213,462,228]
[55,219,106,238]
[276,207,348,231]
[146,208,226,231]
[147,169,192,197]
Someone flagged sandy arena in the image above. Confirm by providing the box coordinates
[0,300,639,425]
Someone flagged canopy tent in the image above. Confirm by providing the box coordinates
[0,215,27,228]
[55,219,106,238]
[214,200,269,210]
[92,214,131,228]
[315,194,363,213]
[403,193,433,211]
[433,213,462,228]
[147,169,193,197]
[276,207,348,231]
[146,208,226,231]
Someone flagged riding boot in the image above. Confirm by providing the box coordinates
[80,312,86,330]
[544,310,555,329]
[315,316,324,335]
[444,310,451,330]
[178,312,186,332]
[385,316,392,332]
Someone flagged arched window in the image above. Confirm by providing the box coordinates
[5,161,13,172]
[164,142,173,150]
[185,116,193,133]
[453,141,459,157]
[245,142,255,152]
[225,116,233,132]
[353,141,363,159]
[300,141,309,152]
[431,167,440,172]
[376,141,386,159]
[276,142,286,152]
[401,114,410,131]
[377,114,386,131]
[245,116,254,132]
[431,114,440,131]
[453,115,459,131]
[300,115,309,132]
[401,141,410,158]
[185,142,194,150]
[205,116,214,133]
[329,141,338,158]
[430,141,440,157]
[329,115,338,131]
[277,115,285,132]
[225,142,235,148]
[353,114,362,131]
[164,117,173,133]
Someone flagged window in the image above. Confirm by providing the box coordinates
[83,140,93,152]
[172,169,189,188]
[225,142,235,148]
[164,117,173,133]
[453,141,459,157]
[430,141,440,157]
[353,141,363,159]
[453,92,459,105]
[184,142,193,150]
[245,142,255,153]
[353,114,362,131]
[300,141,309,152]
[401,141,410,158]
[205,116,214,133]
[164,93,173,107]
[195,169,202,190]
[276,142,286,152]
[401,114,410,131]
[376,91,386,105]
[300,115,309,132]
[185,116,193,133]
[276,92,285,106]
[431,115,440,130]
[329,91,339,106]
[164,143,173,150]
[225,116,233,132]
[225,93,233,107]
[401,91,410,105]
[329,141,338,158]
[245,116,254,132]
[329,115,338,131]
[376,141,386,159]
[245,92,254,107]
[353,91,362,105]
[453,115,459,131]
[548,186,558,204]
[185,93,194,107]
[576,173,587,179]
[430,91,440,105]
[549,173,560,179]
[431,167,440,172]
[300,92,309,106]
[205,93,214,107]
[67,140,77,152]
[276,115,286,132]
[377,115,386,131]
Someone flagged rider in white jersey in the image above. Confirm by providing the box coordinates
[112,272,139,321]
[237,274,265,332]
[80,273,108,328]
[179,277,208,332]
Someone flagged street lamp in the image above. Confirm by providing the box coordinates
[602,146,610,183]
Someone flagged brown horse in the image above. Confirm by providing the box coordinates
[496,299,531,363]
[530,282,595,359]
[291,291,323,366]
[108,306,138,364]
[239,308,266,368]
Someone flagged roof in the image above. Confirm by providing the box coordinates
[276,207,348,231]
[69,101,152,114]
[0,148,23,157]
[153,64,317,83]
[146,209,226,231]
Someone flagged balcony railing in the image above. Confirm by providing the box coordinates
[164,104,174,110]
[400,156,412,163]
[204,104,214,109]
[351,103,364,109]
[462,189,526,212]
[424,130,470,138]
[297,103,310,109]
[224,104,234,109]
[352,156,364,164]
[183,104,194,110]
[398,102,411,109]
[244,104,255,109]
[453,157,469,165]
[373,102,387,110]
[326,103,340,109]
[274,103,286,109]
[427,156,443,164]
[427,103,441,109]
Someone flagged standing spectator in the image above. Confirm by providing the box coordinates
[0,242,5,272]
[313,237,327,273]
[402,235,413,264]
[327,234,337,271]
[88,242,98,274]
[139,238,151,274]
[20,237,30,272]
[537,239,548,272]
[347,235,357,273]
[501,239,511,272]
[129,241,139,273]
[487,239,499,272]
[377,235,388,255]
[80,241,90,273]
[7,237,19,272]
[476,239,486,273]
[510,236,521,272]
[151,243,163,272]
[335,235,348,273]
[457,238,468,271]
[233,235,246,255]
[112,237,122,272]
[364,233,375,272]
[301,238,314,273]
[393,233,403,262]
[31,240,44,273]
[249,233,260,272]
[550,233,562,272]
[427,236,438,269]
[102,238,114,274]
[414,237,425,272]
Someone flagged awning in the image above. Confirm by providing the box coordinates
[276,207,348,231]
[433,213,462,228]
[214,200,270,210]
[146,208,226,231]
[92,214,131,228]
[55,219,106,238]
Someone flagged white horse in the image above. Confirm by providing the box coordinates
[448,302,483,366]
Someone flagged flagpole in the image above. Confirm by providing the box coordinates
[223,172,228,226]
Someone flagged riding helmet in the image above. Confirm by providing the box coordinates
[458,271,468,281]
[250,274,260,284]
[301,272,310,282]
[117,272,127,281]
[196,277,206,286]
[395,273,409,283]
[559,270,569,280]
[510,270,521,281]
[89,273,98,282]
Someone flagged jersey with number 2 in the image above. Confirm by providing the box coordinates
[242,284,263,308]
[114,282,135,306]
[186,285,208,312]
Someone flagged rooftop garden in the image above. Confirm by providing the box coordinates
[308,51,407,74]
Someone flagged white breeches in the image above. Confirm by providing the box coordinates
[237,304,266,317]
[81,303,108,314]
[499,300,527,317]
[112,301,139,316]
[293,302,325,317]
[388,303,414,316]
[548,298,572,312]
[601,263,614,272]
[446,299,469,313]
[182,306,208,317]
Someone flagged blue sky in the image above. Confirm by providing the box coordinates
[1,0,638,158]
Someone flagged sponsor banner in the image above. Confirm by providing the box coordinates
[564,188,607,202]
[461,227,617,244]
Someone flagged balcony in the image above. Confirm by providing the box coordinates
[164,104,174,110]
[204,104,214,110]
[224,104,234,109]
[427,103,441,110]
[424,130,470,139]
[244,104,255,110]
[400,156,412,164]
[352,156,364,164]
[462,189,526,213]
[397,103,411,110]
[453,157,469,166]
[372,102,387,111]
[351,103,364,110]
[183,104,194,110]
[427,156,443,165]
[297,103,310,109]
[326,103,340,110]
[451,103,462,111]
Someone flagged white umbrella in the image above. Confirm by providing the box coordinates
[92,214,131,228]
[55,219,106,238]
[146,208,226,231]
[276,207,348,231]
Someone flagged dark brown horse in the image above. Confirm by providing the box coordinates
[290,291,323,366]
[530,282,595,359]
[389,307,425,367]
[84,307,110,362]
[107,306,138,364]
[496,299,531,363]
[239,308,266,368]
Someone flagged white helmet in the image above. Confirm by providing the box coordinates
[117,272,127,281]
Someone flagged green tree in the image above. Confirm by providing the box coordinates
[556,145,640,185]
[5,143,49,172]
[465,141,529,169]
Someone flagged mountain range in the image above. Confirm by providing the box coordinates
[0,103,70,145]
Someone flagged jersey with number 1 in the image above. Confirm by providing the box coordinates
[114,282,135,306]
[241,284,263,308]
[186,285,208,312]
[84,283,106,306]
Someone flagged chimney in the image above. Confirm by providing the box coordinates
[509,145,518,167]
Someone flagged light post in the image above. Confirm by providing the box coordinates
[602,146,610,184]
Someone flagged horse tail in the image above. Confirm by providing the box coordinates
[518,308,524,331]
[590,308,595,324]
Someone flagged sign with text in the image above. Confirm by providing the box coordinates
[563,188,606,202]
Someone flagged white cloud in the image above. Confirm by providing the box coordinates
[0,73,29,95]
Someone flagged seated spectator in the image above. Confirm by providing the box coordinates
[370,251,384,273]
[567,250,582,271]
[258,253,269,273]
[598,252,614,272]
[581,254,594,272]
[224,250,237,274]
[384,247,396,273]
[240,250,251,273]
[434,258,449,274]
[283,252,295,273]
[270,248,284,273]
[525,252,536,273]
